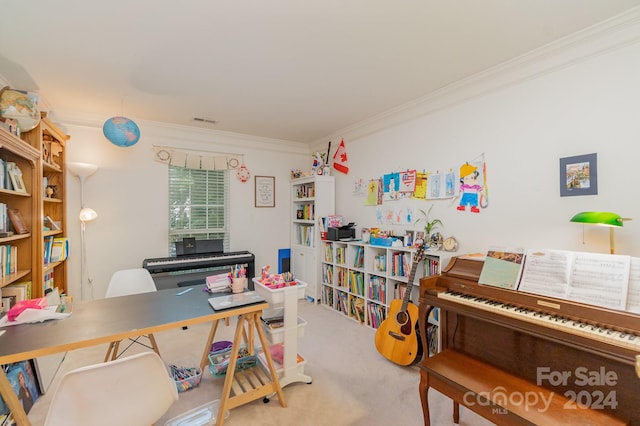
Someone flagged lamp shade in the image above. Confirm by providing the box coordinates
[79,207,98,222]
[67,162,98,179]
[570,212,623,227]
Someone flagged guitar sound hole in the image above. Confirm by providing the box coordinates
[396,311,408,326]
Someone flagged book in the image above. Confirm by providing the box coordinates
[478,247,526,290]
[49,238,69,263]
[7,209,28,234]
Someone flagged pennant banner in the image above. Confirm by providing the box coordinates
[153,146,242,170]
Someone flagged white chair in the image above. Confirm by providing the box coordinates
[44,352,178,426]
[104,268,161,361]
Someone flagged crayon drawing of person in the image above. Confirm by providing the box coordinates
[457,162,482,213]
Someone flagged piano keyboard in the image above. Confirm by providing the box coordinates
[143,252,249,267]
[439,291,640,351]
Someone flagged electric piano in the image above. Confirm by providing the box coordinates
[143,250,255,290]
[419,256,640,424]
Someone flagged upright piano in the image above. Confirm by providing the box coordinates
[418,256,640,424]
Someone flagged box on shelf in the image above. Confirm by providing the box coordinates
[262,317,307,345]
[253,278,307,304]
[369,237,397,247]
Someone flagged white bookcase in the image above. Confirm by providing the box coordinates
[320,240,450,332]
[290,176,335,302]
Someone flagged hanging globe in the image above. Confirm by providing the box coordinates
[103,116,140,147]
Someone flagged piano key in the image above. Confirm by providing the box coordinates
[439,290,640,351]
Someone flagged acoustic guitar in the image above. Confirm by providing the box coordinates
[374,243,425,366]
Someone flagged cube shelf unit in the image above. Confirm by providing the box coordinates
[320,240,450,331]
[290,175,334,302]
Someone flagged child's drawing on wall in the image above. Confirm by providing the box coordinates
[457,162,483,213]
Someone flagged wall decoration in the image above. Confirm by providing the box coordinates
[399,170,416,193]
[255,176,275,207]
[353,178,366,197]
[457,156,486,213]
[412,172,428,199]
[365,179,381,206]
[153,145,242,171]
[382,172,400,201]
[560,153,597,197]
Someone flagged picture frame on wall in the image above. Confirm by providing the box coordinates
[255,176,275,208]
[559,153,597,197]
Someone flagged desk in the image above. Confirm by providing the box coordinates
[0,288,286,425]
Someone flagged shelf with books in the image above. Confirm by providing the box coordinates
[321,239,450,332]
[290,175,334,302]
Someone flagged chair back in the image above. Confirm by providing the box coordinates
[45,352,178,426]
[105,268,157,298]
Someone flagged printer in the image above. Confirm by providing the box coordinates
[327,223,356,241]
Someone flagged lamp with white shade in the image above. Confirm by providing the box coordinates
[67,162,99,300]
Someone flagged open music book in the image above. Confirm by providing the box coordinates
[479,248,640,313]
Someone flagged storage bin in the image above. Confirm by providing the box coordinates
[168,361,202,393]
[208,344,257,377]
[253,279,307,304]
[369,237,396,247]
[164,399,230,426]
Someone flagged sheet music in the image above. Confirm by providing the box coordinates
[566,252,629,311]
[626,257,640,313]
[518,249,571,299]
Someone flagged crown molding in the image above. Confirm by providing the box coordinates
[311,7,640,149]
[53,109,310,155]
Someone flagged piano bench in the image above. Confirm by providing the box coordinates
[418,349,627,426]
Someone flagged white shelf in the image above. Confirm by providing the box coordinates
[320,240,451,334]
[253,278,312,388]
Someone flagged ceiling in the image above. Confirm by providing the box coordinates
[1,1,639,144]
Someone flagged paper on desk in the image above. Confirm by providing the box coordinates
[0,306,71,327]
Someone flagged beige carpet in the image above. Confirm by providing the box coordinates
[27,299,494,425]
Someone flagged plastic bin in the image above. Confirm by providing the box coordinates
[164,399,230,426]
[253,279,307,304]
[168,361,202,393]
[208,344,257,377]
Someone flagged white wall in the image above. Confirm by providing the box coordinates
[57,12,640,299]
[61,121,309,300]
[320,13,640,258]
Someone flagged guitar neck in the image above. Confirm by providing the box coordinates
[401,246,424,310]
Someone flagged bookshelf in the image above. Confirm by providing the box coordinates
[0,115,69,302]
[290,175,334,302]
[320,240,450,333]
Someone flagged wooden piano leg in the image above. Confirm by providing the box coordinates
[419,369,431,426]
[453,401,459,423]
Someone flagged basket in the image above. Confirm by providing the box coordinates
[168,362,202,393]
[208,344,257,377]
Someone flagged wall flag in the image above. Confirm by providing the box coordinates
[153,145,242,171]
[333,139,349,174]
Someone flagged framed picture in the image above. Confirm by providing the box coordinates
[255,176,275,208]
[559,153,597,197]
[8,209,29,234]
[8,164,26,194]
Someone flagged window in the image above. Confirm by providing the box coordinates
[168,166,229,255]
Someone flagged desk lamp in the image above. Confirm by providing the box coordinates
[68,162,99,300]
[570,212,629,254]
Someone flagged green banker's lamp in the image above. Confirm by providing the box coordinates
[570,212,629,254]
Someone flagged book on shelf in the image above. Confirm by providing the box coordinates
[44,216,61,231]
[49,238,69,263]
[7,209,28,234]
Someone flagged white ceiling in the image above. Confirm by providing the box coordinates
[1,1,639,144]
